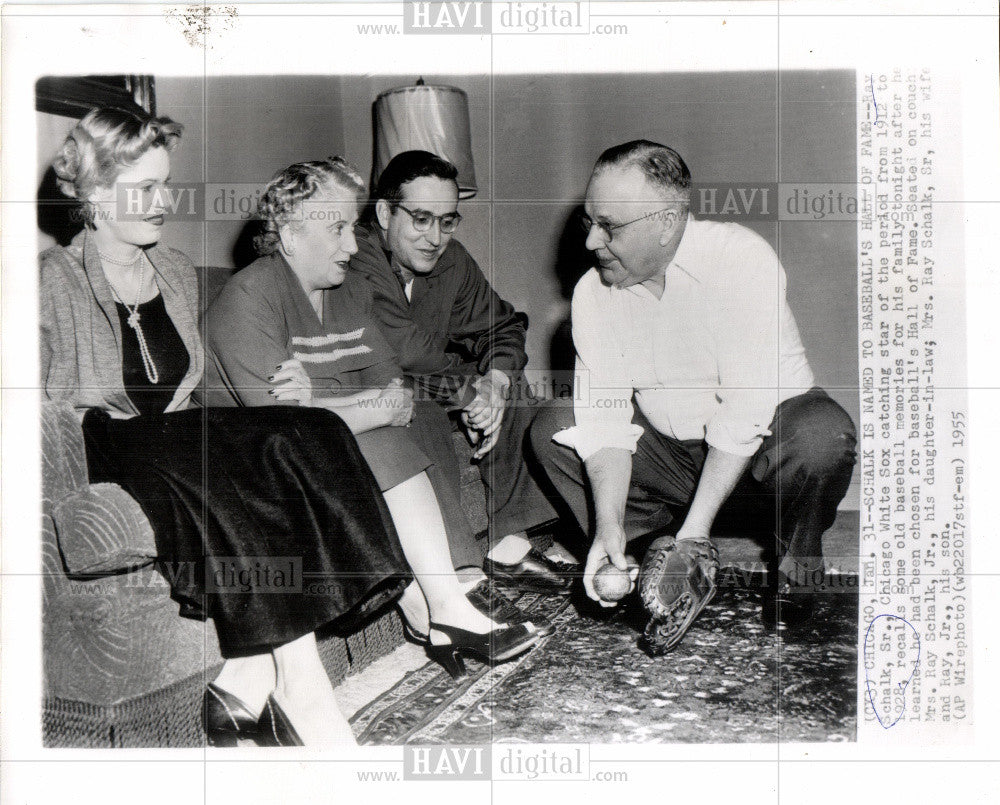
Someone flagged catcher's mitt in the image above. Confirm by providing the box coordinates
[638,536,720,656]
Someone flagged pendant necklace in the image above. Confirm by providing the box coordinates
[101,250,159,384]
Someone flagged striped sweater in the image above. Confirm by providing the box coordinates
[201,251,399,408]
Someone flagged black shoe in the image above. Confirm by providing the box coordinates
[257,694,304,747]
[465,579,555,637]
[484,548,575,595]
[761,580,817,631]
[427,621,540,680]
[401,618,430,644]
[401,581,554,643]
[203,683,261,747]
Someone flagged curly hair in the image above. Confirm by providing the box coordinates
[254,157,367,256]
[51,106,183,226]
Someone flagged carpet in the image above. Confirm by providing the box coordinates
[350,579,858,745]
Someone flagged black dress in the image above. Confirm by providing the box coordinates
[82,295,411,657]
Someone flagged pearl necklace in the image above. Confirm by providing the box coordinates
[101,250,160,384]
[99,249,144,266]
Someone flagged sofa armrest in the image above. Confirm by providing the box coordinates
[41,401,88,512]
[41,401,157,576]
[53,484,157,577]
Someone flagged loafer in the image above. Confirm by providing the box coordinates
[465,579,555,636]
[484,548,575,595]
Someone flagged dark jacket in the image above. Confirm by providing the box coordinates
[350,226,528,409]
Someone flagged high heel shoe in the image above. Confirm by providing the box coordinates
[402,583,554,643]
[256,694,304,747]
[401,618,430,644]
[427,621,540,680]
[202,682,261,747]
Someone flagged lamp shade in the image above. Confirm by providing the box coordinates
[373,84,477,198]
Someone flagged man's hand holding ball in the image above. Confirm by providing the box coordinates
[592,556,639,603]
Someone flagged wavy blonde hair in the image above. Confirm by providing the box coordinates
[51,106,183,226]
[255,157,366,255]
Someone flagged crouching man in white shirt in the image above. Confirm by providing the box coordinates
[530,140,856,653]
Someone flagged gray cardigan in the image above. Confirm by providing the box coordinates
[40,230,203,420]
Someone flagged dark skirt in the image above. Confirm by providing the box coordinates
[353,420,485,571]
[82,405,411,658]
[353,425,432,491]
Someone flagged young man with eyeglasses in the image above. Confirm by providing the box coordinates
[351,150,576,598]
[530,140,858,653]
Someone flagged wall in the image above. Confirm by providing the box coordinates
[36,111,81,251]
[147,76,206,265]
[36,113,78,189]
[166,74,346,267]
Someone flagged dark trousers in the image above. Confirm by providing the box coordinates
[410,376,558,551]
[478,375,559,538]
[407,401,484,570]
[529,388,857,582]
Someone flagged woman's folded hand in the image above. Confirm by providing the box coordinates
[378,378,414,428]
[270,358,313,406]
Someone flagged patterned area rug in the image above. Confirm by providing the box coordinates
[350,578,858,744]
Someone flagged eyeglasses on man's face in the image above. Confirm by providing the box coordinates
[579,207,676,242]
[395,204,462,234]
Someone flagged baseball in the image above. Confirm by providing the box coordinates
[593,561,634,602]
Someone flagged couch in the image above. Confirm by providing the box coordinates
[41,265,489,748]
